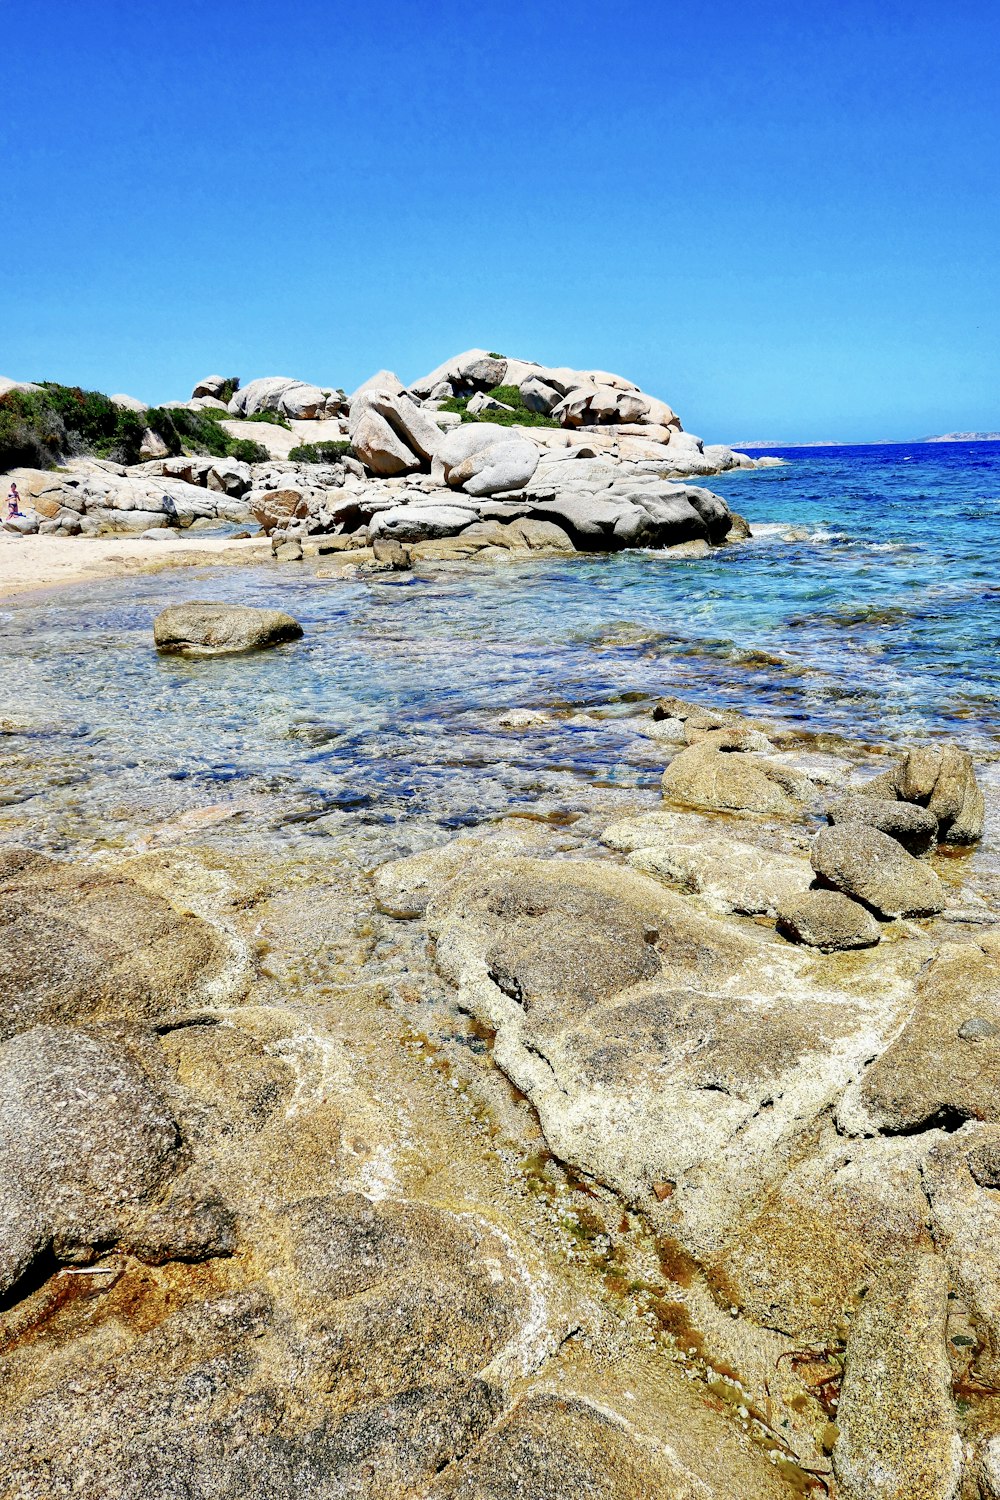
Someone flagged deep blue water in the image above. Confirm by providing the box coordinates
[1,441,997,851]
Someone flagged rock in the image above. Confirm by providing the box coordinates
[110,393,148,412]
[350,408,420,476]
[228,376,333,420]
[370,538,411,569]
[449,438,540,497]
[0,1024,180,1293]
[273,540,303,562]
[153,602,304,657]
[505,517,574,551]
[519,375,560,413]
[725,511,752,540]
[350,389,441,465]
[898,744,984,844]
[191,374,231,400]
[467,391,513,415]
[130,1166,236,1265]
[0,847,243,1038]
[440,422,512,478]
[811,824,945,918]
[776,890,882,951]
[138,427,169,461]
[494,708,550,729]
[247,487,308,533]
[827,795,938,856]
[661,738,810,815]
[368,504,479,543]
[602,811,812,917]
[855,937,1000,1131]
[408,349,507,397]
[834,1254,961,1500]
[348,369,407,403]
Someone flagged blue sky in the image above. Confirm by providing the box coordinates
[2,1,997,441]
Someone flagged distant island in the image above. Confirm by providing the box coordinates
[730,433,1000,447]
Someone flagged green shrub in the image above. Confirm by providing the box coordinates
[242,409,291,429]
[0,390,67,469]
[441,384,560,430]
[287,440,351,463]
[487,351,504,360]
[219,376,240,404]
[229,437,269,463]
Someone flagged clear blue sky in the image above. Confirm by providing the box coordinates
[2,1,997,441]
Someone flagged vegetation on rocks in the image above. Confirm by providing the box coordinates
[441,383,561,428]
[0,384,147,468]
[241,409,291,429]
[287,439,352,463]
[145,406,269,464]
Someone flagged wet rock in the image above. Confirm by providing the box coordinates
[854,937,1000,1131]
[0,847,243,1038]
[811,824,945,918]
[0,1024,180,1293]
[661,738,810,815]
[898,744,984,843]
[827,794,939,855]
[834,1253,961,1500]
[777,889,882,951]
[153,601,304,656]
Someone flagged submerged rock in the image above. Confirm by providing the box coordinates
[153,601,304,656]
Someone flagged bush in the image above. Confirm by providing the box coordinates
[219,377,240,404]
[0,390,67,469]
[442,384,560,430]
[242,409,291,429]
[287,440,351,463]
[229,437,269,463]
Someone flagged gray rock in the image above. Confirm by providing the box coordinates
[0,1025,179,1293]
[811,824,945,918]
[662,738,810,816]
[519,375,560,413]
[350,389,441,464]
[191,374,230,400]
[898,744,984,844]
[827,795,938,856]
[776,889,882,951]
[228,376,332,420]
[369,504,479,543]
[440,423,511,477]
[450,438,540,497]
[153,602,304,657]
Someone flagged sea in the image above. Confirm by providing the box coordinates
[2,440,998,861]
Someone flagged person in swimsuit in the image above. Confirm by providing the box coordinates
[6,483,22,519]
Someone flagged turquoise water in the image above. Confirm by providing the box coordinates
[2,441,998,851]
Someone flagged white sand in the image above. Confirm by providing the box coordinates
[0,534,272,599]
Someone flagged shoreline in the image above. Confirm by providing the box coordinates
[0,533,271,600]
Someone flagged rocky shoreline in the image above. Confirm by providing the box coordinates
[0,638,996,1499]
[3,351,777,561]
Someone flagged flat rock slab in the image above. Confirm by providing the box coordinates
[153,601,303,656]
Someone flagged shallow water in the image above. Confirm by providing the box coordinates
[2,441,998,858]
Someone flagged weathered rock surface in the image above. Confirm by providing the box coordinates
[0,1025,181,1293]
[827,793,939,855]
[811,823,945,917]
[776,888,882,950]
[228,376,340,420]
[0,846,244,1038]
[153,601,304,656]
[661,737,811,815]
[834,1254,961,1500]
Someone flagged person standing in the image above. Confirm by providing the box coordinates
[6,483,22,519]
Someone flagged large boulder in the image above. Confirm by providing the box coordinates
[191,375,231,400]
[153,601,304,657]
[229,377,333,420]
[811,824,945,918]
[776,889,882,951]
[448,438,540,497]
[369,503,479,543]
[350,409,418,475]
[0,1025,180,1294]
[350,388,441,465]
[897,744,984,844]
[440,422,511,478]
[348,369,406,403]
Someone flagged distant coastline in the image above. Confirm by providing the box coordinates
[731,432,1000,448]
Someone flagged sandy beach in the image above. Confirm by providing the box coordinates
[0,533,271,599]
